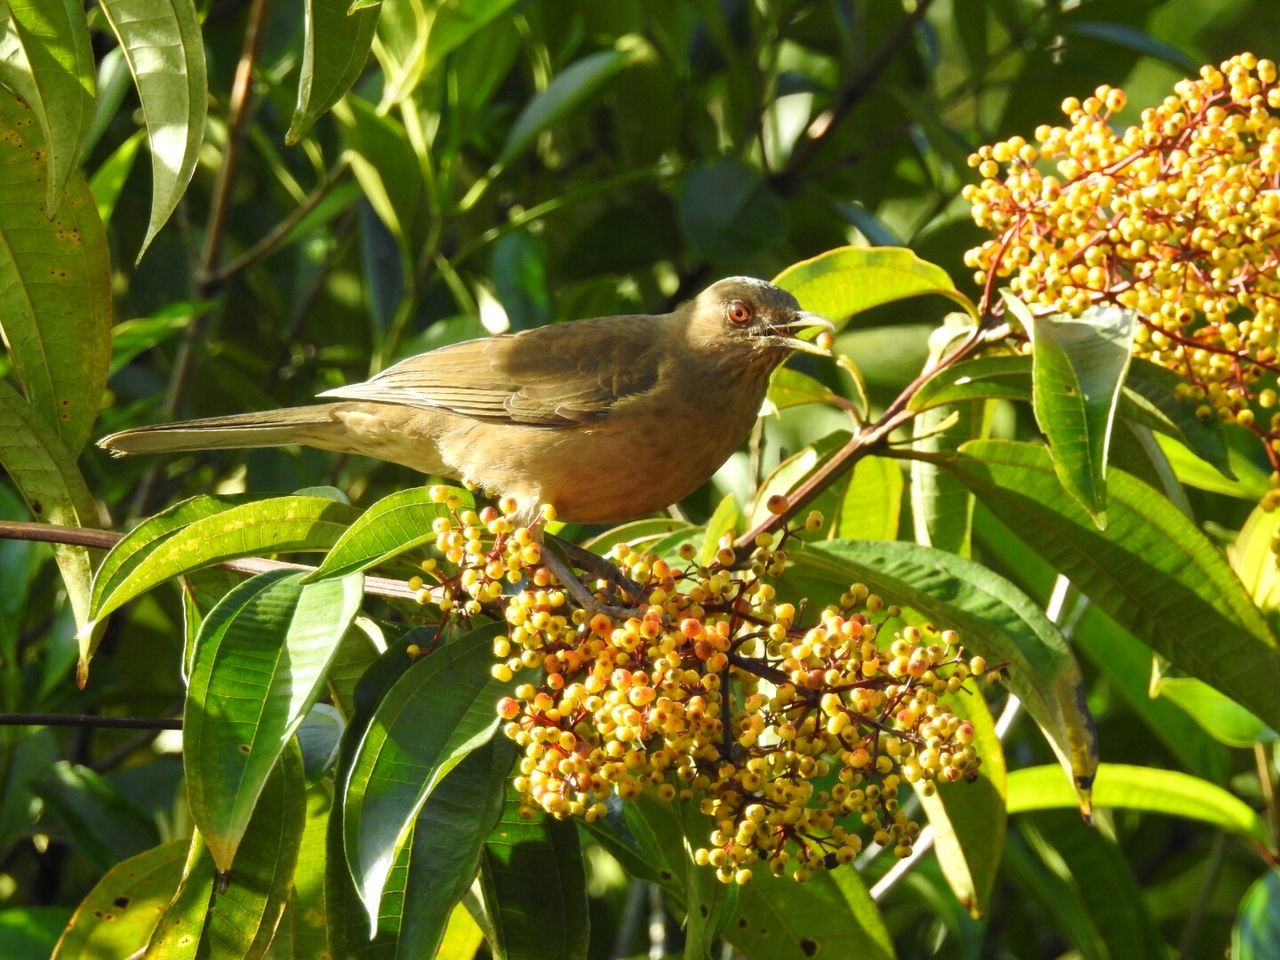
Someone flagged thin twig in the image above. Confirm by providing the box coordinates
[1255,740,1280,854]
[0,713,181,730]
[777,0,937,186]
[207,158,351,287]
[0,521,417,601]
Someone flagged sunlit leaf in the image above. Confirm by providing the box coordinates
[0,88,111,454]
[185,569,362,871]
[97,0,207,261]
[33,762,159,871]
[286,0,379,144]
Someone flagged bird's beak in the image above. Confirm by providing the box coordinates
[762,312,835,355]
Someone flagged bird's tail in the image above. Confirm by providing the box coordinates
[98,404,343,457]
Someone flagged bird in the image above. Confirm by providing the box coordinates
[99,277,832,525]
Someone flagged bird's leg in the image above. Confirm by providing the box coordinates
[539,535,648,621]
[549,535,645,604]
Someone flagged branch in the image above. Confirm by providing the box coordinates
[777,0,937,186]
[0,713,181,730]
[0,521,417,601]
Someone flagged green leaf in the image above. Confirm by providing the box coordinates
[0,906,70,958]
[290,783,335,960]
[833,455,903,541]
[108,304,202,377]
[306,486,463,581]
[767,366,838,411]
[911,399,990,556]
[422,0,519,74]
[773,245,976,326]
[142,835,215,960]
[0,88,112,455]
[89,128,146,227]
[199,740,307,960]
[918,689,1006,917]
[373,0,429,110]
[975,503,1232,783]
[908,354,1030,412]
[479,788,589,960]
[1155,432,1270,499]
[297,704,346,780]
[673,805,738,959]
[98,0,207,261]
[1006,763,1270,846]
[3,0,96,213]
[1151,675,1276,748]
[343,622,509,923]
[85,494,360,625]
[497,41,645,168]
[698,493,738,566]
[286,0,379,144]
[1010,297,1136,524]
[1067,21,1197,71]
[1120,358,1233,476]
[89,494,248,616]
[0,383,98,641]
[730,869,893,960]
[678,157,786,262]
[936,439,1280,731]
[33,762,160,871]
[1233,869,1280,960]
[185,569,362,871]
[326,620,384,720]
[789,539,1098,802]
[398,734,515,959]
[51,840,186,959]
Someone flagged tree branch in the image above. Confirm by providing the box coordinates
[0,713,182,730]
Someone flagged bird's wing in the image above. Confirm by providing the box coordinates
[319,315,666,427]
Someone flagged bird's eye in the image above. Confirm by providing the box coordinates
[727,301,753,325]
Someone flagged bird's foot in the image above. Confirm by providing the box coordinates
[541,535,655,622]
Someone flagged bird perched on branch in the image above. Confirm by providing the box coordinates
[100,277,832,524]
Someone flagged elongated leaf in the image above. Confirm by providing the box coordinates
[90,128,146,227]
[730,869,893,960]
[1120,358,1232,476]
[908,354,1030,411]
[0,87,111,454]
[90,494,248,614]
[373,0,429,110]
[479,788,589,960]
[290,783,334,959]
[423,0,519,73]
[767,366,838,411]
[33,762,159,871]
[1151,675,1276,748]
[97,0,207,261]
[307,486,460,580]
[200,740,307,960]
[1021,812,1166,960]
[1233,869,1280,960]
[789,540,1097,801]
[773,245,977,326]
[497,42,644,167]
[85,495,360,625]
[919,689,1005,917]
[286,0,379,144]
[936,439,1280,730]
[679,158,786,262]
[833,454,902,541]
[185,569,362,871]
[344,623,509,923]
[975,503,1232,783]
[398,734,515,959]
[1007,763,1270,845]
[5,0,95,213]
[1010,297,1136,524]
[51,840,186,959]
[911,399,990,556]
[142,835,215,960]
[0,383,98,647]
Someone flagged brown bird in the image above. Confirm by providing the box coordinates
[99,277,831,524]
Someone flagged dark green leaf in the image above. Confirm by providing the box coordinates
[97,0,207,260]
[286,0,380,143]
[185,569,362,871]
[343,622,509,922]
[479,788,589,960]
[679,157,786,261]
[936,439,1280,731]
[33,762,160,871]
[790,539,1098,801]
[51,840,186,959]
[1233,869,1280,960]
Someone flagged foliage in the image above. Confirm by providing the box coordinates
[0,1,1278,959]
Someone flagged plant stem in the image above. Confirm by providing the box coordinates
[0,713,181,730]
[0,521,417,601]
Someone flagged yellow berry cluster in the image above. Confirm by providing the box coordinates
[963,52,1280,478]
[407,488,992,884]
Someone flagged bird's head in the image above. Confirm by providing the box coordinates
[684,277,833,358]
